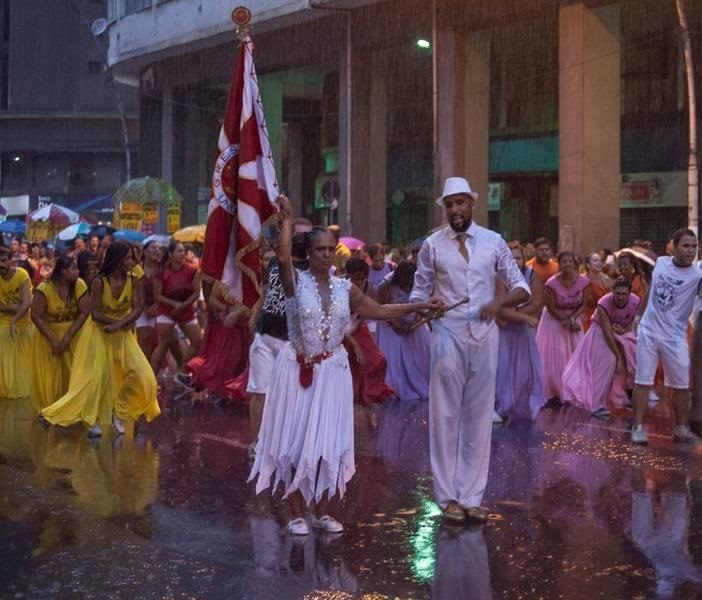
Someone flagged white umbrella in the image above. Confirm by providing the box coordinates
[615,247,656,266]
[56,222,92,241]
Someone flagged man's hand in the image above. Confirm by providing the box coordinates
[478,299,502,322]
[615,357,625,374]
[103,322,120,333]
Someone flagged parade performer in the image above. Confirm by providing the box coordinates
[135,240,165,362]
[631,228,702,444]
[151,240,202,375]
[249,196,439,536]
[186,279,249,400]
[41,241,160,436]
[582,252,612,331]
[344,258,394,406]
[0,246,33,399]
[30,255,90,411]
[535,251,591,402]
[562,277,639,417]
[410,177,530,524]
[494,243,545,421]
[376,261,431,401]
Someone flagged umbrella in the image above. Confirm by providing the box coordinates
[143,234,170,246]
[57,222,93,241]
[172,225,205,244]
[0,220,25,235]
[113,229,146,243]
[340,236,365,251]
[28,203,80,225]
[112,176,183,206]
[615,247,656,266]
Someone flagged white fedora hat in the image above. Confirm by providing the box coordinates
[435,177,479,206]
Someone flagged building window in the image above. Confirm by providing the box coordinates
[0,0,8,44]
[88,61,103,75]
[124,0,150,15]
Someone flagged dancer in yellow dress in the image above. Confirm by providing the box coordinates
[41,241,161,436]
[0,245,33,399]
[30,254,90,412]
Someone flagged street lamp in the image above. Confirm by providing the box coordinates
[66,2,132,182]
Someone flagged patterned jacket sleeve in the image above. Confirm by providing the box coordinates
[410,239,434,303]
[495,237,530,297]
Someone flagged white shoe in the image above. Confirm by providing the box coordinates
[311,515,344,533]
[649,390,660,402]
[112,414,125,436]
[673,425,702,444]
[287,517,310,536]
[87,423,103,437]
[492,410,503,424]
[631,424,648,445]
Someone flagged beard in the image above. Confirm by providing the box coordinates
[449,217,470,232]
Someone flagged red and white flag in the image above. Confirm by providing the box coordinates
[201,36,278,309]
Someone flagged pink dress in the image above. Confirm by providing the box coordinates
[561,292,640,411]
[535,274,589,400]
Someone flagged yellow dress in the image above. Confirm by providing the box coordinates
[30,278,88,412]
[42,275,160,427]
[0,267,33,399]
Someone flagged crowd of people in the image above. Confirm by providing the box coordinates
[2,174,702,533]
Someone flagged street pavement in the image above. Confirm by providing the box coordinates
[2,389,702,599]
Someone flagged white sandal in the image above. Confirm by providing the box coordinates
[287,517,309,536]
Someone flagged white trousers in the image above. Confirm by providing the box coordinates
[429,323,499,509]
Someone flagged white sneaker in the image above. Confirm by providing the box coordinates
[631,424,648,445]
[287,517,310,536]
[311,515,344,533]
[649,390,660,403]
[673,425,702,444]
[112,414,125,436]
[492,410,503,424]
[87,423,103,437]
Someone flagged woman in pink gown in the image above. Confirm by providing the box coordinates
[535,251,591,402]
[561,277,639,417]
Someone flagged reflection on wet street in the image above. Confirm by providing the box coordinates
[2,392,702,599]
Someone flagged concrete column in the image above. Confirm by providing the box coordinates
[338,30,352,233]
[434,28,490,228]
[258,74,284,185]
[160,82,173,234]
[366,50,388,244]
[286,121,304,217]
[160,84,173,183]
[559,3,620,255]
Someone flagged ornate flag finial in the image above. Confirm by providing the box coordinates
[232,6,252,41]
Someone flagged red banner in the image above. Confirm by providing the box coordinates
[200,36,278,309]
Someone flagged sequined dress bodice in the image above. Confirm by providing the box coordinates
[286,271,351,359]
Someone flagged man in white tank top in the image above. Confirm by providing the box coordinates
[631,228,702,445]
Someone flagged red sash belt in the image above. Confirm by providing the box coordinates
[296,351,334,388]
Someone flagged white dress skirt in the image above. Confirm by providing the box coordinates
[248,272,355,506]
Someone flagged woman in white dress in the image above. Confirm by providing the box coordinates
[249,196,440,536]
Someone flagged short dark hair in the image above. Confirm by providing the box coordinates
[672,227,696,247]
[0,246,11,258]
[557,251,577,266]
[612,276,632,291]
[534,237,551,249]
[345,257,369,277]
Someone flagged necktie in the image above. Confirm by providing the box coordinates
[457,233,469,262]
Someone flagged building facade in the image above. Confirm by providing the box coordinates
[106,0,702,254]
[0,0,137,221]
